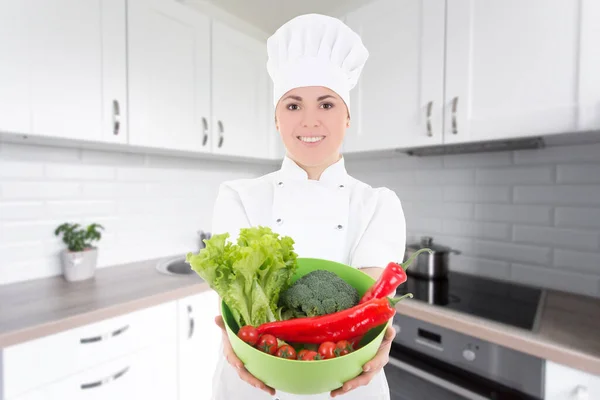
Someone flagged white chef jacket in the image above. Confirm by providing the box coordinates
[210,155,406,400]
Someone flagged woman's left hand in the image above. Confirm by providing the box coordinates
[330,325,396,398]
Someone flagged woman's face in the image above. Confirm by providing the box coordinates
[275,86,349,168]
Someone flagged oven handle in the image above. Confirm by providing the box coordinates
[388,357,490,400]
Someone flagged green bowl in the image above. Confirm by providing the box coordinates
[221,257,390,395]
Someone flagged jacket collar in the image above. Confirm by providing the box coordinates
[279,155,348,184]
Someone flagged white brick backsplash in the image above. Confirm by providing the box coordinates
[417,202,474,219]
[476,166,553,185]
[45,164,116,180]
[116,166,196,182]
[47,200,117,218]
[2,140,600,298]
[475,204,552,225]
[514,143,600,164]
[555,207,600,229]
[81,149,145,166]
[443,220,511,240]
[514,226,599,250]
[514,185,600,206]
[391,154,444,170]
[1,142,80,162]
[82,182,146,198]
[356,170,415,187]
[0,161,44,178]
[443,151,512,168]
[444,186,511,203]
[554,249,600,274]
[0,242,57,264]
[1,182,81,199]
[557,165,600,184]
[397,186,443,202]
[475,240,551,265]
[414,169,475,185]
[0,201,45,220]
[1,221,65,244]
[450,254,511,281]
[405,216,442,233]
[511,263,600,297]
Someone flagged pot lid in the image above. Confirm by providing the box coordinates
[407,236,453,253]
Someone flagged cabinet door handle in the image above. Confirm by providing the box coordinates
[451,96,459,135]
[80,324,129,344]
[80,366,129,390]
[218,120,224,148]
[187,304,195,339]
[426,101,433,137]
[202,117,208,146]
[112,100,120,135]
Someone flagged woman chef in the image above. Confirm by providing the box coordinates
[211,13,406,400]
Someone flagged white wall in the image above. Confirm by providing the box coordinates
[2,140,600,299]
[347,142,600,298]
[0,142,276,285]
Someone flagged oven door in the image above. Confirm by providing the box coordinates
[386,343,542,400]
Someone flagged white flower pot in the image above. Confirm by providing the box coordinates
[60,248,98,282]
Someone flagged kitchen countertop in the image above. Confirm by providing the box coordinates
[1,257,599,377]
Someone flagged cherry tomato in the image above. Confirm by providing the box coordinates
[237,326,259,346]
[297,349,310,359]
[348,336,362,350]
[256,334,278,355]
[334,340,353,357]
[276,345,297,360]
[318,341,337,360]
[299,350,321,361]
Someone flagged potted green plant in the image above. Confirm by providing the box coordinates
[54,222,104,282]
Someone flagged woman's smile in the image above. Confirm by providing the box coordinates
[297,135,326,145]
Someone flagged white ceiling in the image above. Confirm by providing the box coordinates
[182,0,375,35]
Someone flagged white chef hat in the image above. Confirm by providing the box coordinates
[266,14,369,113]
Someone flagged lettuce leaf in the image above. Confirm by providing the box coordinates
[186,226,297,327]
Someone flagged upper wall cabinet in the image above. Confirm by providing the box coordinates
[343,0,446,153]
[342,0,600,153]
[127,0,212,153]
[444,0,600,144]
[211,21,271,159]
[0,0,128,144]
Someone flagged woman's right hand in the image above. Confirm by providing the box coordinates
[215,316,276,396]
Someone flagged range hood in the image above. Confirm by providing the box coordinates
[401,137,545,157]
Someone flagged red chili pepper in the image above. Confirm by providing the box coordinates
[256,294,413,344]
[360,248,433,304]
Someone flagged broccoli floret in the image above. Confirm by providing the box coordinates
[279,270,359,318]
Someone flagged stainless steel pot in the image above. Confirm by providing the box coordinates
[404,236,460,279]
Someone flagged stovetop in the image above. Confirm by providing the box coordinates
[395,271,543,331]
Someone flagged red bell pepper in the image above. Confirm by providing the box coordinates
[360,248,433,303]
[256,294,413,344]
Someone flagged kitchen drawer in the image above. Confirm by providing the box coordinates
[3,301,177,399]
[7,340,177,400]
[544,360,600,400]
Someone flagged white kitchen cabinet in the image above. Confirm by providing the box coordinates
[341,0,600,153]
[0,2,30,135]
[544,360,600,400]
[444,0,600,144]
[0,0,127,144]
[3,301,177,400]
[211,20,271,159]
[8,342,177,400]
[127,0,212,153]
[343,0,446,153]
[177,290,222,400]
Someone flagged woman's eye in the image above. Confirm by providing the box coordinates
[287,104,299,111]
[321,103,334,109]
